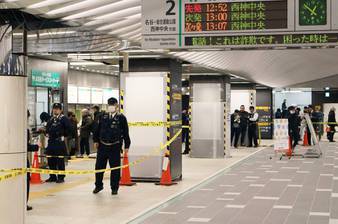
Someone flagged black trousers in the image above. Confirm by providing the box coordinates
[290,129,299,149]
[27,159,30,202]
[182,128,189,143]
[307,127,312,145]
[95,143,121,191]
[80,137,90,155]
[182,129,190,153]
[232,127,241,147]
[47,157,65,180]
[327,125,336,141]
[240,125,247,145]
[248,124,258,147]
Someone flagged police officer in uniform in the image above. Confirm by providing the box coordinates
[45,103,71,183]
[248,106,259,147]
[93,97,131,195]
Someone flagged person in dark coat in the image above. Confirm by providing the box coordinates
[92,97,131,195]
[67,111,79,156]
[275,108,282,119]
[45,103,71,183]
[288,106,299,149]
[238,105,249,146]
[327,107,337,142]
[27,110,39,211]
[182,110,190,155]
[231,110,241,148]
[80,109,93,156]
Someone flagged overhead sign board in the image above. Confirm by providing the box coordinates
[142,0,338,49]
[31,69,61,88]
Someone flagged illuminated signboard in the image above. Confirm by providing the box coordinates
[142,0,338,49]
[184,1,287,32]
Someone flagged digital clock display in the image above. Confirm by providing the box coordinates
[185,1,288,32]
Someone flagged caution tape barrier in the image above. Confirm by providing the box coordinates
[128,121,182,127]
[0,129,182,182]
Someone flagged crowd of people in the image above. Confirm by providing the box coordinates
[275,100,337,149]
[231,105,259,148]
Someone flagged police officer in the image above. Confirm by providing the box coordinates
[238,105,249,146]
[45,103,71,183]
[93,97,131,195]
[248,106,259,147]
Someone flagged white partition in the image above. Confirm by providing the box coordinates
[121,72,167,179]
[191,82,224,158]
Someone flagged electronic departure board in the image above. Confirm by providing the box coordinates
[185,1,288,32]
[142,0,338,49]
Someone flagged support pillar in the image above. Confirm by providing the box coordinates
[0,25,27,224]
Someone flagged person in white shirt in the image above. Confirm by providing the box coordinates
[248,106,259,147]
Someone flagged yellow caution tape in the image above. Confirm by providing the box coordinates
[0,170,26,182]
[128,121,182,127]
[0,129,182,181]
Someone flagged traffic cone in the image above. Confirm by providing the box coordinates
[156,156,177,186]
[119,152,136,186]
[30,152,43,184]
[286,137,293,158]
[303,130,309,146]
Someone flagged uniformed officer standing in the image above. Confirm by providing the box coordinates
[93,97,131,195]
[248,106,259,147]
[45,103,71,183]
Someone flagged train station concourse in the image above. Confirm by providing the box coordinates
[0,0,338,223]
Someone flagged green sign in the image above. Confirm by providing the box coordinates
[31,69,61,88]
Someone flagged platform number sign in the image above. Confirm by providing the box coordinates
[166,0,176,15]
[299,0,327,25]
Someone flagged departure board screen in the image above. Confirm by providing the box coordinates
[185,1,288,32]
[185,33,337,47]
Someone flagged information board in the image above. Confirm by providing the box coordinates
[142,0,338,49]
[273,119,289,152]
[91,88,104,104]
[78,87,91,104]
[68,85,78,104]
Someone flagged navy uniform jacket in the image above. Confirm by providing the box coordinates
[46,114,71,155]
[93,113,131,149]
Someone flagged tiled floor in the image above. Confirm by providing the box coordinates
[27,147,259,224]
[137,141,338,224]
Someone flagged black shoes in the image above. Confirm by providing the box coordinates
[93,187,118,195]
[56,179,65,184]
[27,205,33,211]
[93,187,104,194]
[45,178,57,183]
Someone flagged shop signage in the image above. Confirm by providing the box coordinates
[31,69,61,88]
[142,0,338,49]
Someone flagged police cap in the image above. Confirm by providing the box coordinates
[52,103,62,110]
[107,97,118,105]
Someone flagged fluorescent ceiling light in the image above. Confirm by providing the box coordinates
[63,0,140,21]
[96,14,141,31]
[83,6,141,26]
[28,0,72,9]
[47,0,116,15]
[70,61,105,66]
[127,33,141,40]
[109,22,141,35]
[119,28,141,38]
